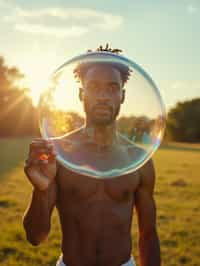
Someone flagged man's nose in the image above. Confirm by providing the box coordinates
[97,88,110,100]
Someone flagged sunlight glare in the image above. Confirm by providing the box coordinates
[53,68,81,111]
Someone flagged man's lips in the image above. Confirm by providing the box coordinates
[94,105,112,113]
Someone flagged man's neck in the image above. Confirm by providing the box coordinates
[83,121,118,147]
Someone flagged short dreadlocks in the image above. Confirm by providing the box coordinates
[73,44,132,86]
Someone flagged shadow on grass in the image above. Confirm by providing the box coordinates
[0,138,32,179]
[161,143,200,152]
[0,199,16,208]
[0,247,16,263]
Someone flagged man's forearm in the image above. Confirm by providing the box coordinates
[138,230,161,266]
[23,188,51,245]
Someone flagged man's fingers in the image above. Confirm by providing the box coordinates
[25,158,40,169]
[29,141,55,158]
[30,141,53,151]
[29,147,56,159]
[25,155,56,170]
[26,139,57,173]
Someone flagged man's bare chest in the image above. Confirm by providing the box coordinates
[56,167,141,205]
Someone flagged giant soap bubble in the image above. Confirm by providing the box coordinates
[39,51,166,178]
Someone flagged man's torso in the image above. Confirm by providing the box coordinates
[55,165,141,266]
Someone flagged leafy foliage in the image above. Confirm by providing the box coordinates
[167,98,200,142]
[0,56,39,136]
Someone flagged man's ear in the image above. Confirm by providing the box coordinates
[121,89,125,104]
[79,88,83,101]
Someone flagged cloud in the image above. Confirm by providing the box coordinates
[0,0,8,7]
[187,4,198,14]
[2,7,123,38]
[171,80,200,91]
[15,23,89,38]
[0,0,18,10]
[171,81,185,90]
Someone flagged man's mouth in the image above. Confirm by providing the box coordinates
[94,105,112,113]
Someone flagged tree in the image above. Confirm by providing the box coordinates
[0,56,39,137]
[166,98,200,142]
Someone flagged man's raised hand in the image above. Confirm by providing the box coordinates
[24,139,57,191]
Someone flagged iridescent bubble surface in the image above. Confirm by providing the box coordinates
[39,52,166,178]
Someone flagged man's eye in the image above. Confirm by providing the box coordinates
[110,85,118,93]
[88,84,98,91]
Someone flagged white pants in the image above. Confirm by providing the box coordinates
[56,254,135,266]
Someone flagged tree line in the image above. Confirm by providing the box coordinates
[0,56,39,137]
[0,56,199,142]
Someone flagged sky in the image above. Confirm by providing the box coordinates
[0,0,200,110]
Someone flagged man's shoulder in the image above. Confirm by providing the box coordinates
[118,133,146,156]
[141,158,155,173]
[138,159,155,191]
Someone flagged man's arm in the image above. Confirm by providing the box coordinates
[23,179,57,246]
[135,159,161,266]
[23,139,58,246]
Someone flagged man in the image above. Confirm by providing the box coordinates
[23,45,161,266]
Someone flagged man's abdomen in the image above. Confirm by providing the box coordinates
[59,200,133,266]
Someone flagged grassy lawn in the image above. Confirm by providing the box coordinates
[0,138,199,265]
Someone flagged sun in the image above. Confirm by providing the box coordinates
[24,70,50,106]
[29,87,41,106]
[20,58,83,114]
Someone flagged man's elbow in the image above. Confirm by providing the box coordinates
[26,234,41,246]
[23,220,50,246]
[25,230,49,246]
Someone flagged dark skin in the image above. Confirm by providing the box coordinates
[23,65,160,266]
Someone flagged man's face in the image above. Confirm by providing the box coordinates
[80,65,125,126]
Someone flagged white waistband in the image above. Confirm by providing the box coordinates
[56,254,135,266]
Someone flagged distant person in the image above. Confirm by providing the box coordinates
[23,44,161,266]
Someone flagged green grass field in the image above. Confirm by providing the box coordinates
[0,138,199,266]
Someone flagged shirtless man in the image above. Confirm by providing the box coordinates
[23,47,161,266]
